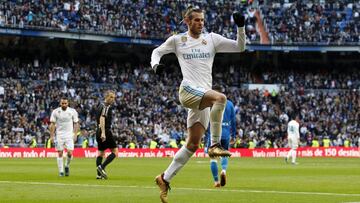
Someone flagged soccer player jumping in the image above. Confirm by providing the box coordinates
[151,6,246,203]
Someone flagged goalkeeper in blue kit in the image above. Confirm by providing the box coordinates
[204,85,237,187]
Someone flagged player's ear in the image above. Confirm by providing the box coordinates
[184,17,191,26]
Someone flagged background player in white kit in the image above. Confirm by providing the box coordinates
[151,6,246,203]
[50,98,79,176]
[285,116,300,165]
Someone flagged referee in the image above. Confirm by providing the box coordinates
[96,90,118,179]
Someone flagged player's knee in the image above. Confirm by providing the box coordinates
[186,143,199,152]
[215,93,227,104]
[98,152,105,157]
[111,148,118,154]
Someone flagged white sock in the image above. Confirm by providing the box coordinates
[287,149,292,159]
[210,103,225,145]
[65,154,72,167]
[57,157,64,173]
[163,146,194,182]
[291,149,297,163]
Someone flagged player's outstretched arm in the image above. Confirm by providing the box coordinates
[150,36,176,73]
[233,11,245,27]
[233,11,246,52]
[211,11,246,53]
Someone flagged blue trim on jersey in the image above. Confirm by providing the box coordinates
[184,86,204,97]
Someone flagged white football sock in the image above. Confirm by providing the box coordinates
[57,157,64,173]
[287,149,292,159]
[163,146,194,182]
[210,103,225,145]
[292,149,297,163]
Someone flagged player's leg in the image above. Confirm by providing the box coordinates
[55,137,65,176]
[96,131,107,179]
[163,122,204,181]
[205,130,220,187]
[286,149,293,163]
[96,150,106,179]
[178,86,230,158]
[291,142,298,164]
[291,149,298,164]
[156,120,205,203]
[220,138,230,186]
[210,159,220,187]
[220,157,229,172]
[100,131,117,174]
[101,147,117,170]
[57,150,64,176]
[199,90,227,147]
[64,137,74,176]
[286,139,292,163]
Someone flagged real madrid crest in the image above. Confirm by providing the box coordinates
[181,36,187,43]
[202,39,207,45]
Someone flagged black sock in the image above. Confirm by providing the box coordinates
[96,156,103,176]
[102,153,116,169]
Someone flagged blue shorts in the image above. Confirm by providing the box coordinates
[220,138,230,150]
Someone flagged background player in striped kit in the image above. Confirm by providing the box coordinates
[95,90,118,179]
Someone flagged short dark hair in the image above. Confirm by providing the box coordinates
[290,113,300,120]
[60,97,68,101]
[183,5,203,20]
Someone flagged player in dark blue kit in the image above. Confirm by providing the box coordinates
[95,90,118,179]
[204,85,236,187]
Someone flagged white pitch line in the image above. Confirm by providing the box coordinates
[0,180,359,197]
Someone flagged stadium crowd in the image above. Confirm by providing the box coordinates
[0,58,359,149]
[262,0,360,44]
[0,1,359,44]
[0,0,259,42]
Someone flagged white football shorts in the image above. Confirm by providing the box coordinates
[288,137,298,149]
[179,85,211,129]
[55,136,74,151]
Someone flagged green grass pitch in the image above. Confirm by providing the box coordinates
[0,157,359,203]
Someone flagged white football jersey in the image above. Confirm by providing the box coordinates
[151,28,245,89]
[50,107,79,138]
[287,120,300,140]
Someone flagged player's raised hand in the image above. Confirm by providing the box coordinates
[233,11,245,27]
[153,64,165,74]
